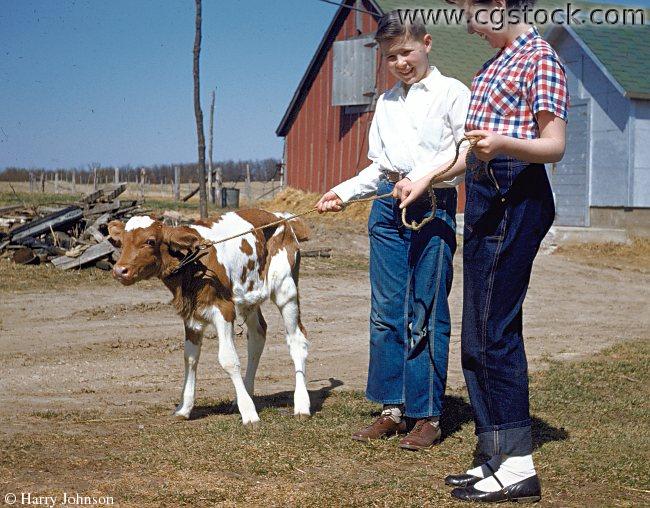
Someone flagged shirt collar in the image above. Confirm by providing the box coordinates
[498,26,539,62]
[397,66,440,95]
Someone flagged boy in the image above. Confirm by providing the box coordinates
[317,11,470,450]
[397,0,568,501]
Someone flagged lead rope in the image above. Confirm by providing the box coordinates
[168,136,482,276]
[400,136,480,231]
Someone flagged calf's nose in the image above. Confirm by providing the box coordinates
[113,265,129,278]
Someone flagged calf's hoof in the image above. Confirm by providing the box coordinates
[294,412,311,421]
[172,409,191,420]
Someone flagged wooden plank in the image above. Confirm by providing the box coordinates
[51,240,115,270]
[103,183,127,202]
[9,206,83,242]
[80,189,105,204]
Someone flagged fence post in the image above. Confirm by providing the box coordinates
[72,171,76,194]
[174,166,180,200]
[140,168,146,200]
[114,167,120,184]
[54,172,59,194]
[216,166,223,208]
[245,163,252,205]
[29,172,34,193]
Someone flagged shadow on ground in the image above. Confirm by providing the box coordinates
[190,377,344,420]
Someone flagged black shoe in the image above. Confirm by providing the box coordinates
[444,473,481,488]
[451,475,542,503]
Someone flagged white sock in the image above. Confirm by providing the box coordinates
[473,455,536,492]
[466,455,502,478]
[381,406,402,423]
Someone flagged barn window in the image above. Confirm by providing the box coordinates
[332,35,377,109]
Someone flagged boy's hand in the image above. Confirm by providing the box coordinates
[466,130,507,161]
[316,191,344,213]
[391,177,411,200]
[397,177,431,209]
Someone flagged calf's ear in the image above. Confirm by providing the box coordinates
[162,226,202,254]
[107,220,125,247]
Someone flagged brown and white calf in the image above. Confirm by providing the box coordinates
[108,209,311,425]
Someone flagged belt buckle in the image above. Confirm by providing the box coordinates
[385,170,404,183]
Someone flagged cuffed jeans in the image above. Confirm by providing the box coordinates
[366,179,456,418]
[462,154,555,456]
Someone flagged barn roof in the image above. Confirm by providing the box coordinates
[277,0,650,137]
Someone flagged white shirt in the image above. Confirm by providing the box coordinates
[331,66,470,202]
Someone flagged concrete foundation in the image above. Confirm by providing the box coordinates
[590,207,650,238]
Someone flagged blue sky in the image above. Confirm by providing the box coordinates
[0,0,334,169]
[1,0,648,170]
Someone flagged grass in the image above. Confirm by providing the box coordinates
[1,340,648,507]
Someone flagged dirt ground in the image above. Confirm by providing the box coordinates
[1,220,648,428]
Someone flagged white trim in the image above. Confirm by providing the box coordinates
[628,100,636,207]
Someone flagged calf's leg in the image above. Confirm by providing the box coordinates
[174,324,204,420]
[274,280,310,417]
[243,308,267,396]
[210,305,260,425]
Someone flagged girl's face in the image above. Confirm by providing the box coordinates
[380,33,433,86]
[454,0,511,48]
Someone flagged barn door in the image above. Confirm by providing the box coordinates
[551,99,590,226]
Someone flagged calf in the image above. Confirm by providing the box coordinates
[108,209,311,425]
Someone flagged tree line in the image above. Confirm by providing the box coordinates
[0,158,281,184]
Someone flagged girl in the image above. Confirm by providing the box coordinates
[397,0,568,502]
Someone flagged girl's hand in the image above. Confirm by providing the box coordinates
[398,177,431,209]
[316,190,343,213]
[465,130,507,161]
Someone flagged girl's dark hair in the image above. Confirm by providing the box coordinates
[375,10,428,44]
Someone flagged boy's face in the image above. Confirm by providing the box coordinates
[449,0,509,48]
[380,33,432,87]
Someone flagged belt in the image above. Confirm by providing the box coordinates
[382,170,408,183]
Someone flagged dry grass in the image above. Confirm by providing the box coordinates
[262,188,372,224]
[1,341,648,507]
[555,237,650,273]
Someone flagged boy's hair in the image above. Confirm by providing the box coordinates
[375,10,428,44]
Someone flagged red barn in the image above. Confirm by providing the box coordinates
[276,0,494,212]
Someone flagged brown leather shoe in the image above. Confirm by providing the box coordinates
[351,410,407,442]
[398,418,441,450]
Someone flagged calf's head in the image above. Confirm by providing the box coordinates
[108,216,202,285]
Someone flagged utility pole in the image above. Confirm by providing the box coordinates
[193,0,208,219]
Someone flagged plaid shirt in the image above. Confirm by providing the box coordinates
[466,27,569,139]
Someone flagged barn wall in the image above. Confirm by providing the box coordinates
[632,99,650,207]
[285,3,392,195]
[554,32,632,208]
[284,2,466,211]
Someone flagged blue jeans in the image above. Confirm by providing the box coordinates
[462,154,555,456]
[366,179,456,418]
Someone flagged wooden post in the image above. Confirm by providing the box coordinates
[208,89,216,204]
[216,166,223,208]
[193,0,208,218]
[174,166,180,200]
[54,172,59,194]
[72,171,76,194]
[140,168,146,200]
[93,167,98,191]
[245,163,252,205]
[40,172,45,193]
[29,172,34,193]
[114,166,120,184]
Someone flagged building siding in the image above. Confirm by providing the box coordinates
[633,99,650,207]
[554,32,632,208]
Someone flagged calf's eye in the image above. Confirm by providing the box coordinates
[145,239,156,247]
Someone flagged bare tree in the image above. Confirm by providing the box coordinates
[193,0,208,218]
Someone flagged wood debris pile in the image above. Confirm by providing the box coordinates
[0,184,142,270]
